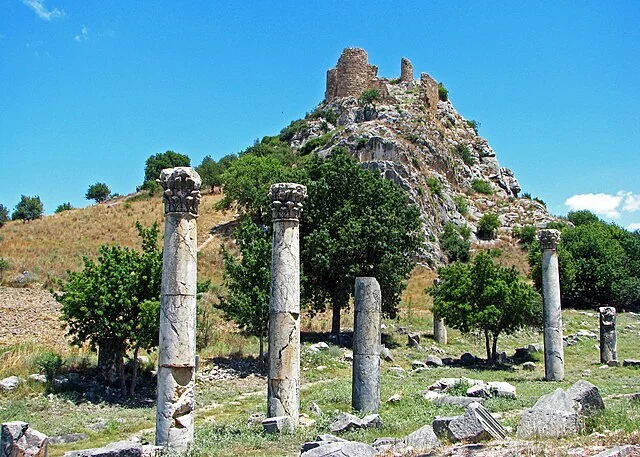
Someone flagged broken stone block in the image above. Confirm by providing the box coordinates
[623,359,640,367]
[300,440,377,457]
[1,421,48,457]
[432,416,457,438]
[516,408,579,439]
[0,376,20,391]
[408,333,421,347]
[522,362,536,371]
[434,395,483,407]
[380,347,394,362]
[64,441,143,457]
[329,413,364,433]
[466,384,491,398]
[261,416,293,434]
[566,380,604,415]
[487,381,516,399]
[459,353,477,366]
[447,402,507,442]
[532,388,574,412]
[405,424,440,451]
[426,355,443,367]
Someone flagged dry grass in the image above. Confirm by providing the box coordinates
[0,192,234,287]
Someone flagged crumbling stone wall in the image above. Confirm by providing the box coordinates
[326,48,388,101]
[400,57,414,82]
[420,72,439,114]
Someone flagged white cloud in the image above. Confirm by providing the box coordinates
[21,0,64,21]
[74,25,88,42]
[622,192,640,212]
[628,223,640,231]
[564,193,623,219]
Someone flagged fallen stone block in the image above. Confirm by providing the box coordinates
[329,412,381,433]
[593,445,640,457]
[623,359,640,367]
[432,416,457,438]
[522,362,536,371]
[488,381,516,399]
[532,388,574,412]
[300,440,377,457]
[447,402,507,442]
[517,408,579,439]
[261,416,293,434]
[434,395,483,408]
[64,441,143,457]
[466,384,491,398]
[566,380,604,415]
[425,355,443,367]
[0,376,20,391]
[459,353,477,366]
[1,421,48,457]
[405,424,440,451]
[49,433,88,445]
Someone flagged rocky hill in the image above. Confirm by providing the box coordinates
[286,48,553,266]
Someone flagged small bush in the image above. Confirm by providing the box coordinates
[36,351,63,382]
[358,88,381,106]
[471,180,493,195]
[300,133,331,155]
[533,197,546,207]
[455,144,475,166]
[279,119,308,143]
[55,202,73,213]
[0,258,9,283]
[477,213,500,239]
[521,192,532,200]
[389,77,401,85]
[309,108,338,126]
[426,176,442,197]
[356,138,367,150]
[453,195,468,216]
[441,222,471,262]
[140,179,161,196]
[513,225,537,245]
[466,119,480,135]
[0,204,8,227]
[438,82,448,101]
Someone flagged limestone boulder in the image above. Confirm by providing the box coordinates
[0,376,20,391]
[447,402,507,442]
[404,424,440,451]
[262,416,293,434]
[64,441,143,457]
[516,409,579,439]
[329,413,380,433]
[300,440,376,457]
[1,421,48,457]
[566,380,604,415]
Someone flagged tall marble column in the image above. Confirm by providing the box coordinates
[267,183,307,425]
[599,306,617,364]
[538,229,564,381]
[156,167,201,450]
[434,313,448,345]
[352,277,382,413]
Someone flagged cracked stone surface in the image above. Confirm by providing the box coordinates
[352,277,381,413]
[156,167,200,451]
[267,183,306,425]
[599,307,617,363]
[539,229,564,381]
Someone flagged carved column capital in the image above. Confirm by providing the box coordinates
[538,229,561,250]
[269,183,307,221]
[157,167,202,217]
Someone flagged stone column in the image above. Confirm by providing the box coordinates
[267,183,307,425]
[538,229,564,381]
[352,277,382,413]
[400,57,414,82]
[434,313,448,345]
[156,167,201,450]
[599,306,617,363]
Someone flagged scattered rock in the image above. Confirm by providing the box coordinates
[623,360,640,367]
[517,408,579,439]
[246,412,266,427]
[434,395,483,407]
[533,388,574,412]
[488,381,517,399]
[310,402,323,417]
[447,402,507,442]
[64,440,143,457]
[329,413,365,433]
[405,424,440,451]
[380,347,394,362]
[300,440,376,457]
[466,384,490,398]
[388,366,405,376]
[0,376,20,391]
[306,342,330,354]
[1,421,48,457]
[593,445,640,457]
[522,362,536,371]
[28,374,47,383]
[49,433,88,445]
[566,380,604,415]
[298,414,316,428]
[426,355,443,367]
[262,416,293,434]
[386,394,401,403]
[432,416,457,438]
[342,351,353,362]
[411,360,426,370]
[408,333,421,347]
[459,353,477,366]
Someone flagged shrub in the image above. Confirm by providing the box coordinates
[453,195,468,216]
[36,351,63,382]
[279,119,308,143]
[356,138,367,150]
[533,197,546,207]
[309,108,338,126]
[471,180,493,195]
[466,119,480,135]
[438,83,448,101]
[12,195,43,222]
[300,133,331,155]
[440,222,471,262]
[456,144,475,166]
[521,192,532,200]
[426,176,442,197]
[55,202,73,213]
[85,182,111,203]
[358,88,381,106]
[477,213,500,239]
[0,258,9,283]
[0,204,8,227]
[513,225,537,245]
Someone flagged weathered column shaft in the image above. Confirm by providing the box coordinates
[267,183,306,425]
[352,277,382,413]
[539,229,564,381]
[156,167,201,450]
[599,306,617,363]
[434,313,447,345]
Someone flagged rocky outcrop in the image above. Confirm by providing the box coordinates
[291,48,556,265]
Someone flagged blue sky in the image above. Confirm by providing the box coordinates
[1,1,639,228]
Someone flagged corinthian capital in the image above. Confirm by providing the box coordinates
[538,229,561,250]
[157,167,202,216]
[269,183,307,221]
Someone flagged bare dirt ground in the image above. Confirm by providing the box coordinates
[0,286,69,348]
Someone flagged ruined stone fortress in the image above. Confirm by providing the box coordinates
[325,48,439,113]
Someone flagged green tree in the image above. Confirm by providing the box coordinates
[55,202,74,213]
[358,88,381,106]
[430,252,541,361]
[440,222,471,262]
[477,213,500,239]
[196,154,237,192]
[438,82,448,101]
[12,195,43,222]
[57,222,162,395]
[218,219,271,360]
[301,150,423,337]
[0,204,9,227]
[143,150,190,184]
[85,182,111,203]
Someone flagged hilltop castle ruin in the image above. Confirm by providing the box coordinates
[325,48,439,113]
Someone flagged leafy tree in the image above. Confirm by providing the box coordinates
[440,222,471,262]
[430,252,541,361]
[143,150,190,184]
[513,225,537,246]
[57,222,162,395]
[196,154,237,192]
[529,215,640,310]
[12,195,43,222]
[477,213,500,240]
[0,204,9,227]
[358,88,381,106]
[301,149,423,336]
[85,182,111,203]
[438,82,448,101]
[218,219,271,360]
[55,202,74,213]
